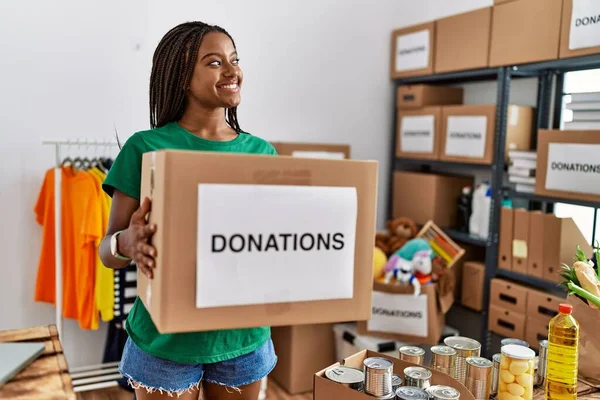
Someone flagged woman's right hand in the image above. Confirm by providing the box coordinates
[119,197,158,279]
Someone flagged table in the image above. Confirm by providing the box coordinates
[0,325,75,400]
[533,381,599,400]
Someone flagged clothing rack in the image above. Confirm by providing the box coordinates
[42,139,122,393]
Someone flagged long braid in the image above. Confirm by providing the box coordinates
[149,22,242,132]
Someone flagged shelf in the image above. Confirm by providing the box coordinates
[496,269,567,296]
[514,53,600,75]
[443,228,487,247]
[396,158,493,171]
[395,67,500,85]
[504,189,600,209]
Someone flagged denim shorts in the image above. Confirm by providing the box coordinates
[118,337,277,396]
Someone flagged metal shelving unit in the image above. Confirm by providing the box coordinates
[389,53,600,354]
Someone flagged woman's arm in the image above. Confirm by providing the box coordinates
[99,190,157,278]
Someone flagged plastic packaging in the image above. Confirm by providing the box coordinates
[469,182,490,238]
[479,187,491,240]
[545,303,579,400]
[498,344,535,400]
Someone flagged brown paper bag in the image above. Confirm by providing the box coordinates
[568,295,600,386]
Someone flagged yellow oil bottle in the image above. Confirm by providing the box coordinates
[545,303,579,400]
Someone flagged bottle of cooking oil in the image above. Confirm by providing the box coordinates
[545,303,579,400]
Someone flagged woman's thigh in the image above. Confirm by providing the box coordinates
[201,380,261,400]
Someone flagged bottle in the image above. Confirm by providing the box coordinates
[456,186,472,233]
[545,303,579,400]
[479,187,491,240]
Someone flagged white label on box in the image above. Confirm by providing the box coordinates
[367,291,428,337]
[196,184,357,308]
[445,116,487,158]
[395,29,430,72]
[570,0,600,50]
[400,115,435,153]
[291,150,345,159]
[545,143,600,196]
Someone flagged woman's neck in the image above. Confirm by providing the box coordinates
[178,106,236,141]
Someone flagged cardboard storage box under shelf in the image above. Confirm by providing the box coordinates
[271,141,350,159]
[461,262,485,311]
[560,0,600,59]
[490,0,563,66]
[390,22,435,79]
[525,318,549,349]
[490,278,529,313]
[397,85,463,109]
[138,150,378,333]
[314,350,476,400]
[439,105,533,165]
[488,304,526,340]
[535,129,600,204]
[396,106,443,160]
[498,207,514,271]
[392,171,472,228]
[434,7,491,73]
[511,208,530,275]
[526,289,565,326]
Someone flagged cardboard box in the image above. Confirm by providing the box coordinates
[498,207,514,271]
[314,350,477,400]
[453,245,487,299]
[526,289,565,326]
[270,323,336,394]
[512,208,530,274]
[396,107,442,160]
[440,105,533,165]
[488,304,526,339]
[390,22,435,79]
[434,7,492,73]
[397,85,463,109]
[525,318,549,349]
[535,130,600,203]
[527,211,545,279]
[560,0,600,59]
[356,283,446,345]
[494,0,518,3]
[542,213,592,283]
[489,0,563,66]
[138,151,378,333]
[392,171,472,227]
[490,278,529,313]
[461,262,485,311]
[271,142,350,159]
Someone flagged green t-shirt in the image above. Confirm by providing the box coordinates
[102,121,277,364]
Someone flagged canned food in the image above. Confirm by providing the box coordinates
[404,366,432,389]
[324,366,364,390]
[498,345,536,400]
[396,386,430,400]
[364,357,394,397]
[535,340,548,388]
[501,338,530,348]
[392,374,403,392]
[491,353,501,398]
[465,357,492,400]
[426,385,461,400]
[444,336,481,384]
[430,345,457,377]
[400,346,426,365]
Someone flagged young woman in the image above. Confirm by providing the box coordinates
[99,21,278,400]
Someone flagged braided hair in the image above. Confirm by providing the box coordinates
[149,21,241,131]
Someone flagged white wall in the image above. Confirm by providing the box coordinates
[0,0,491,367]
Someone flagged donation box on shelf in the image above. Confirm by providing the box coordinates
[138,150,378,334]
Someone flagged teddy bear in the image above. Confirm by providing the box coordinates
[386,217,418,255]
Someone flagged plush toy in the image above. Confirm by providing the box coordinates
[373,246,388,280]
[387,217,418,255]
[383,238,434,296]
[375,232,391,255]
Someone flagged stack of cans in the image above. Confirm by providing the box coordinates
[396,386,430,400]
[465,357,492,400]
[535,340,549,388]
[392,374,404,393]
[400,346,426,365]
[490,354,501,399]
[430,345,457,378]
[444,337,482,385]
[404,367,432,389]
[426,385,461,400]
[324,366,365,391]
[364,357,396,399]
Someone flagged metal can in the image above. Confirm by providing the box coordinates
[396,386,430,400]
[535,340,548,387]
[464,357,492,400]
[501,338,530,348]
[444,336,481,384]
[426,385,461,400]
[430,345,457,377]
[491,353,501,398]
[392,374,403,392]
[364,357,394,397]
[404,366,432,389]
[400,346,426,365]
[324,366,364,391]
